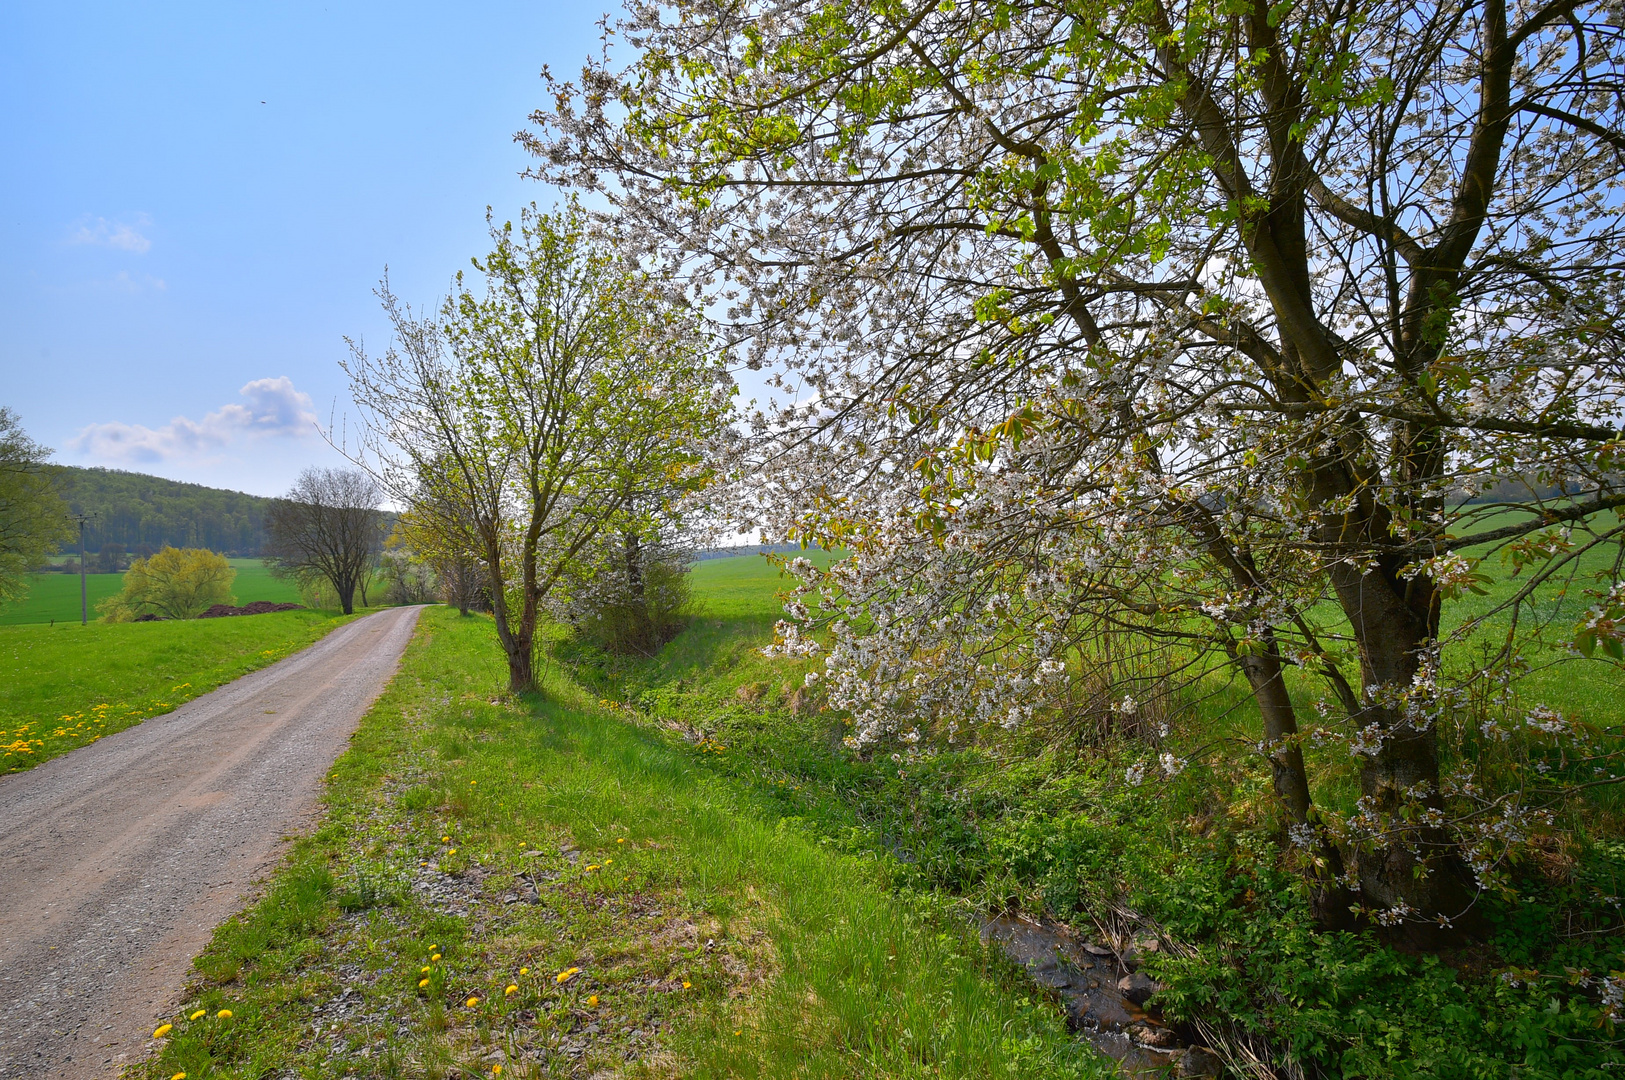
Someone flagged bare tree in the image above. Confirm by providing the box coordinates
[265,467,383,615]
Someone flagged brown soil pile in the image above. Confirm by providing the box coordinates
[198,601,306,618]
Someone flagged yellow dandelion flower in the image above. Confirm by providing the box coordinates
[519,967,529,975]
[419,978,430,988]
[504,984,518,996]
[735,1031,742,1037]
[189,1009,206,1020]
[555,967,580,984]
[466,996,480,1007]
[617,837,626,843]
[469,780,476,785]
[447,848,457,855]
[584,864,600,872]
[682,981,691,989]
[587,994,599,1006]
[421,965,431,974]
[442,836,450,842]
[431,953,442,962]
[172,1073,187,1080]
[152,1023,172,1038]
[493,1067,502,1076]
[216,1009,232,1019]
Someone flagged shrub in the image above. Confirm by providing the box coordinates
[98,546,235,620]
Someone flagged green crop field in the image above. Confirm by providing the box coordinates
[0,608,363,773]
[0,558,302,626]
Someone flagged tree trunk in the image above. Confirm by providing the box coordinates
[625,531,643,600]
[1236,631,1356,929]
[1329,561,1479,945]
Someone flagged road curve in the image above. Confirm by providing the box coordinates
[0,604,424,1078]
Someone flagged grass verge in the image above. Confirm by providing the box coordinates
[131,606,1104,1079]
[0,608,362,773]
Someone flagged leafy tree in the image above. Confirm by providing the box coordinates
[0,408,70,607]
[345,201,733,692]
[97,543,126,574]
[531,0,1625,938]
[264,468,384,616]
[99,546,236,620]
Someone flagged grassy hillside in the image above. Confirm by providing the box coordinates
[0,608,362,773]
[0,559,302,626]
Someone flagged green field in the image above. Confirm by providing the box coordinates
[132,605,1100,1080]
[0,608,361,773]
[0,558,302,626]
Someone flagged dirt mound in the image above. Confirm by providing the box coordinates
[197,602,306,618]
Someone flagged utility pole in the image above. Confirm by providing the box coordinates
[70,512,99,625]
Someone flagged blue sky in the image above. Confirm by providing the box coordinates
[1,2,603,496]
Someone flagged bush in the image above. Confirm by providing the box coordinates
[98,546,235,620]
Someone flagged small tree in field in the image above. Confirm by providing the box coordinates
[264,467,383,615]
[344,201,732,692]
[99,546,235,620]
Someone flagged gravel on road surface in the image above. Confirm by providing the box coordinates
[0,605,424,1078]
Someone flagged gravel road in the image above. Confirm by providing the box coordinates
[0,605,423,1078]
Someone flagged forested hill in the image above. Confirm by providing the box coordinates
[46,466,273,556]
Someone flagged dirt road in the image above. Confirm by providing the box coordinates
[0,605,423,1078]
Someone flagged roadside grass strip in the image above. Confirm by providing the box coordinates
[134,606,1105,1079]
[0,610,362,774]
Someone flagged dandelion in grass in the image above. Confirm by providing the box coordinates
[617,838,625,843]
[519,967,528,975]
[555,967,580,984]
[152,1024,172,1038]
[682,981,691,989]
[171,1073,187,1080]
[431,953,442,962]
[189,1009,206,1020]
[216,1009,232,1018]
[466,996,480,1007]
[587,994,599,1007]
[419,978,430,988]
[447,849,457,856]
[505,984,518,996]
[421,966,431,974]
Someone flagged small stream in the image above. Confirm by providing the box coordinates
[980,913,1218,1077]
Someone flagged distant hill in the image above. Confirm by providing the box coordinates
[45,466,275,557]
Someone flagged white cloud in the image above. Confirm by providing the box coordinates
[68,214,153,254]
[71,377,321,464]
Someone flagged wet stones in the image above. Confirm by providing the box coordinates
[980,913,1212,1077]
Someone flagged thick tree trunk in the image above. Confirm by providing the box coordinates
[1329,561,1479,945]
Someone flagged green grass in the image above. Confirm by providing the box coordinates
[0,558,302,626]
[0,608,362,773]
[687,549,835,621]
[132,606,1105,1080]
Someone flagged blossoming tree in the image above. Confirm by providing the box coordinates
[528,0,1625,939]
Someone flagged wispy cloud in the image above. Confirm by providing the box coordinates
[67,213,153,254]
[71,377,320,464]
